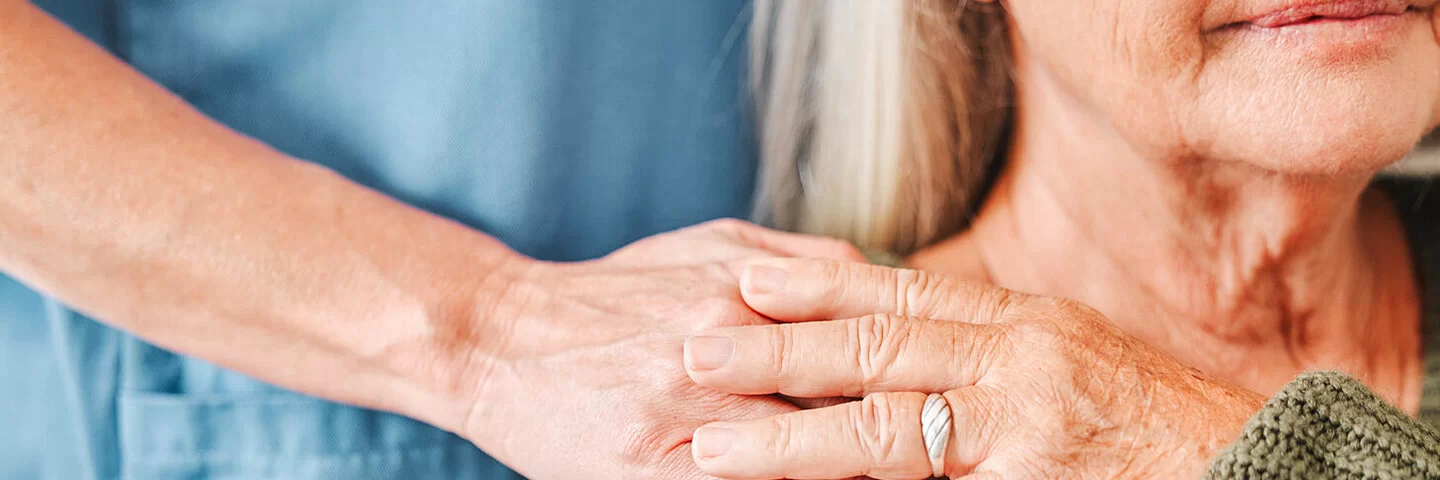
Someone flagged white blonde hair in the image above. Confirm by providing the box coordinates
[750,0,1013,254]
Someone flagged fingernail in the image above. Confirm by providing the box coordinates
[686,335,735,371]
[692,426,735,459]
[744,264,787,295]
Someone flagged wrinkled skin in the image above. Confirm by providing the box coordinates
[685,259,1265,479]
[446,220,864,479]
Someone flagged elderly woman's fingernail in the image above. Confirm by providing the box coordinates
[692,426,735,459]
[686,335,734,370]
[743,264,787,295]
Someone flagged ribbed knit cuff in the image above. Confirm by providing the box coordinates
[1205,371,1440,479]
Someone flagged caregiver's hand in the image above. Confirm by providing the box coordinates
[453,220,864,480]
[683,259,1266,480]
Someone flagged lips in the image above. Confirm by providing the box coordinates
[1236,0,1418,28]
[1208,0,1432,59]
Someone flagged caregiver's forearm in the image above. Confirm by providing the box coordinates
[0,1,518,432]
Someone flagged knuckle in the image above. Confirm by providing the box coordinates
[804,260,855,309]
[769,415,800,461]
[691,218,748,242]
[849,315,909,394]
[894,268,959,316]
[689,296,750,329]
[819,260,851,296]
[1013,319,1067,348]
[824,238,865,260]
[979,287,1023,322]
[1010,296,1106,345]
[979,323,1018,368]
[892,269,927,314]
[854,393,930,477]
[855,395,904,466]
[650,345,700,392]
[1047,296,1104,320]
[945,388,1007,471]
[768,325,806,391]
[703,217,746,231]
[617,417,684,470]
[951,323,1014,382]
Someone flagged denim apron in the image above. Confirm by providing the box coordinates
[0,1,756,478]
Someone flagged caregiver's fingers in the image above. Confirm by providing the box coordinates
[691,390,1006,480]
[712,219,868,262]
[685,315,1007,397]
[670,393,805,480]
[739,258,1020,323]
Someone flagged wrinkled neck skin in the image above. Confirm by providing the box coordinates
[911,54,1424,412]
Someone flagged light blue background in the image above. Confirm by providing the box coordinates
[1,1,756,478]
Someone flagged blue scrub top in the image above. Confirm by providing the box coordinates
[0,1,757,478]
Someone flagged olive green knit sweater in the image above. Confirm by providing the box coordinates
[1203,178,1440,479]
[1205,371,1440,479]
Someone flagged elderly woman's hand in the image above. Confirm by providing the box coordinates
[683,258,1267,480]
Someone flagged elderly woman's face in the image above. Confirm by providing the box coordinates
[1005,0,1440,172]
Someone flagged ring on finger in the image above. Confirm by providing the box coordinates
[921,393,952,478]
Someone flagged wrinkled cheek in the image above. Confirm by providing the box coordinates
[1114,7,1209,84]
[1005,0,1211,146]
[1105,13,1212,130]
[1008,1,1199,92]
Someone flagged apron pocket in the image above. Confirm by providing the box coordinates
[116,390,505,479]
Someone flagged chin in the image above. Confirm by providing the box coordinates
[1207,102,1433,176]
[1192,16,1440,175]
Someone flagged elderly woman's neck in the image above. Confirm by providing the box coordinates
[985,129,1383,331]
[914,90,1422,402]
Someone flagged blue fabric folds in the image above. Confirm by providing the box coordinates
[2,1,755,478]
